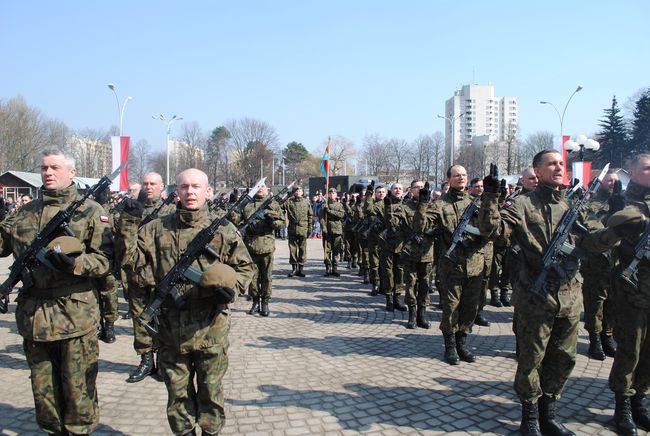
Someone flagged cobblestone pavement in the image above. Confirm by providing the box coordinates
[0,239,646,435]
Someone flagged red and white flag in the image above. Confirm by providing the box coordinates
[111,136,130,191]
[572,161,592,188]
[553,135,571,185]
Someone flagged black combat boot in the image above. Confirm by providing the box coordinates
[406,306,417,329]
[260,297,270,317]
[416,305,431,329]
[588,332,606,361]
[370,281,380,296]
[632,393,650,431]
[443,334,460,365]
[455,331,476,363]
[601,332,617,357]
[331,264,341,277]
[324,265,331,277]
[295,265,306,277]
[248,298,260,315]
[103,322,116,344]
[288,264,297,277]
[538,395,575,435]
[475,311,490,327]
[490,288,502,307]
[362,270,370,284]
[500,288,511,306]
[346,260,352,269]
[393,294,407,312]
[615,394,638,435]
[126,351,154,383]
[351,260,358,269]
[520,401,542,436]
[385,295,394,312]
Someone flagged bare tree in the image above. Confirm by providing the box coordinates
[326,135,356,176]
[456,144,485,181]
[504,121,519,174]
[519,131,554,169]
[226,118,280,186]
[386,137,410,182]
[432,131,446,186]
[205,126,231,188]
[128,139,151,183]
[362,134,391,179]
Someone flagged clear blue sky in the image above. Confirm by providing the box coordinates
[2,1,648,156]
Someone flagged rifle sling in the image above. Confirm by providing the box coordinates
[22,279,93,298]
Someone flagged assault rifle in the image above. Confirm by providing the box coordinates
[444,195,481,262]
[139,192,177,228]
[529,163,610,300]
[135,177,266,334]
[238,180,296,235]
[619,227,650,290]
[0,162,127,313]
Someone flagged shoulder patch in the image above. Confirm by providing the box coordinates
[100,215,110,223]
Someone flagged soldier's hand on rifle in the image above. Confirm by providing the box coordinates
[368,180,375,191]
[499,179,507,197]
[384,195,392,206]
[121,198,144,218]
[45,236,82,272]
[608,180,625,214]
[608,209,648,238]
[199,262,238,304]
[419,182,430,203]
[483,163,500,194]
[264,213,276,225]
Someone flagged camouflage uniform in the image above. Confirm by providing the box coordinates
[342,199,358,267]
[319,199,345,271]
[378,196,408,306]
[354,198,370,281]
[284,195,313,270]
[117,205,254,435]
[95,204,119,331]
[0,183,113,434]
[363,193,384,292]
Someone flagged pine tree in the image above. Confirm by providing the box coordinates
[630,89,650,155]
[596,95,628,168]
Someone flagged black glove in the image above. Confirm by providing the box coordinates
[499,179,507,197]
[419,182,430,203]
[264,213,275,225]
[384,196,392,207]
[213,286,236,304]
[121,198,144,218]
[483,163,500,194]
[45,250,76,272]
[368,180,375,192]
[608,180,625,214]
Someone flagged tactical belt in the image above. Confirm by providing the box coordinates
[164,298,229,312]
[22,280,93,298]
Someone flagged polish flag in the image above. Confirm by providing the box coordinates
[572,161,592,188]
[553,135,571,185]
[111,136,130,191]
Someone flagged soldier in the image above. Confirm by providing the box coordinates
[234,183,283,316]
[470,177,492,327]
[284,185,312,277]
[599,154,650,434]
[320,187,345,277]
[580,169,618,361]
[129,181,142,199]
[116,168,254,435]
[353,189,370,283]
[364,184,386,294]
[379,183,408,312]
[125,172,177,383]
[0,149,113,434]
[432,166,493,365]
[342,193,359,269]
[479,150,612,435]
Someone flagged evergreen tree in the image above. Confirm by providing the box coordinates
[630,89,650,155]
[596,96,628,168]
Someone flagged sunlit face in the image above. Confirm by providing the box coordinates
[41,154,76,190]
[470,180,484,197]
[129,183,141,199]
[391,184,403,199]
[410,181,424,199]
[448,166,467,190]
[521,169,538,191]
[142,173,165,200]
[601,173,618,192]
[293,187,303,198]
[534,152,564,188]
[328,190,338,201]
[374,187,386,200]
[630,158,650,188]
[256,184,268,198]
[176,169,209,210]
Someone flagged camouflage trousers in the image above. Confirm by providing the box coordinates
[368,241,380,285]
[23,331,99,434]
[343,229,358,263]
[609,279,650,396]
[438,268,483,335]
[128,284,156,355]
[581,272,614,335]
[403,260,432,307]
[379,250,403,297]
[514,301,578,402]
[249,252,274,299]
[159,343,229,435]
[288,234,307,266]
[322,233,342,266]
[96,274,119,323]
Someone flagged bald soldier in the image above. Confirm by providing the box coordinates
[116,168,254,435]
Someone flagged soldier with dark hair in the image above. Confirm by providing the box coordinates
[320,187,345,277]
[284,185,312,277]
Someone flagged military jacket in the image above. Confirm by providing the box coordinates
[117,205,255,353]
[233,195,283,255]
[343,201,356,232]
[319,200,345,235]
[580,188,616,274]
[284,196,312,237]
[0,184,113,341]
[404,199,435,262]
[142,196,177,222]
[379,196,409,253]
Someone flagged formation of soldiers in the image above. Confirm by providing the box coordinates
[1,148,650,435]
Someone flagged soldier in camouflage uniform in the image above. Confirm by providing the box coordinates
[469,177,492,327]
[116,168,255,436]
[598,154,650,434]
[364,184,386,294]
[320,187,345,277]
[353,190,370,284]
[124,172,177,383]
[479,150,614,436]
[284,185,312,277]
[0,150,113,435]
[233,184,283,317]
[580,170,619,361]
[342,194,359,269]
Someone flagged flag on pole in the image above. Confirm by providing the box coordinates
[572,161,592,187]
[553,135,571,185]
[111,136,130,191]
[321,140,330,179]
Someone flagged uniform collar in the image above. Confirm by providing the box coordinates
[177,204,210,228]
[447,187,467,202]
[626,181,650,201]
[41,183,77,206]
[145,196,162,207]
[536,182,565,204]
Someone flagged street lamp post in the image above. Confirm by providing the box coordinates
[564,134,600,162]
[539,85,583,139]
[438,112,467,167]
[107,84,133,136]
[153,114,183,185]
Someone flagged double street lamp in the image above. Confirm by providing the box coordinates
[539,85,583,139]
[153,114,183,185]
[565,134,600,162]
[107,83,133,136]
[437,112,467,167]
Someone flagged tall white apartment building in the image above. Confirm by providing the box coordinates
[443,84,518,165]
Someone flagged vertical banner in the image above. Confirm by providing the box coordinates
[111,136,130,191]
[553,135,571,185]
[571,161,592,187]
